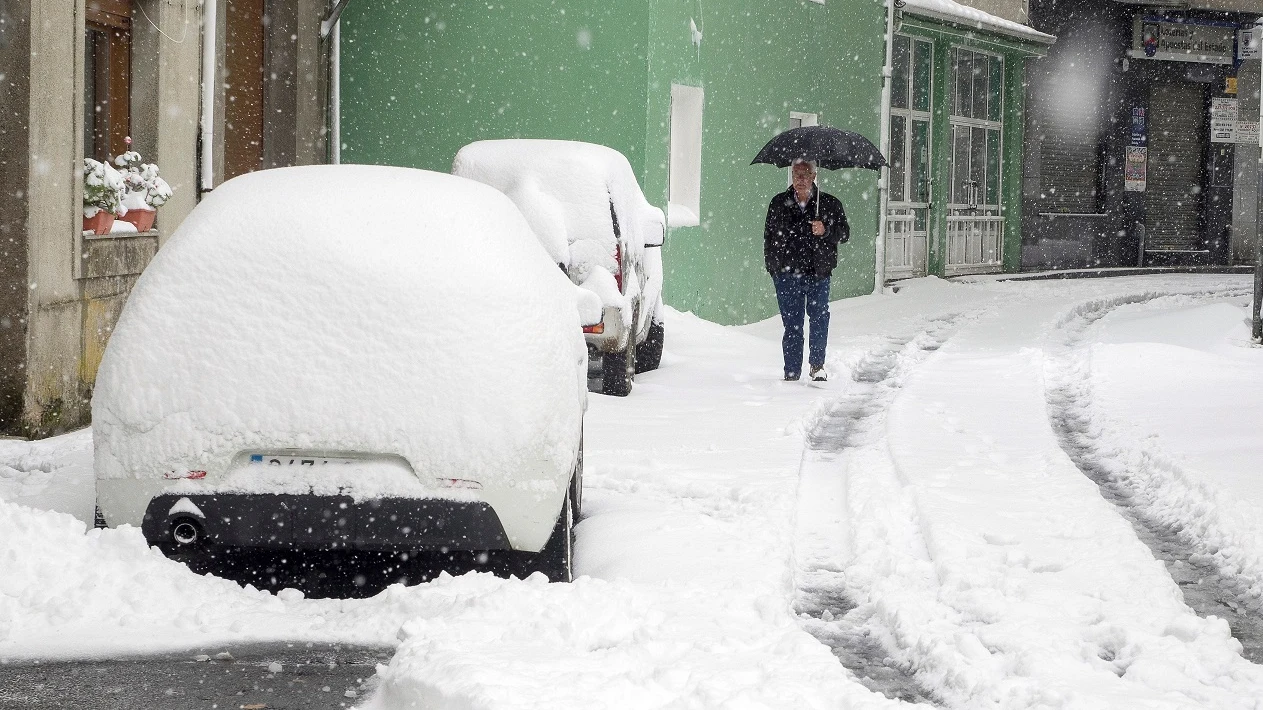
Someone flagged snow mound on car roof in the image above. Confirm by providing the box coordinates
[452,140,665,286]
[93,165,585,491]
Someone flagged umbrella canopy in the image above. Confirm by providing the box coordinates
[751,125,887,171]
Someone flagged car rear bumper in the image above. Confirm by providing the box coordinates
[141,493,513,552]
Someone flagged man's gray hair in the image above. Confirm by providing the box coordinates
[792,159,817,172]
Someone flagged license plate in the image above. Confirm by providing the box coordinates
[248,454,359,467]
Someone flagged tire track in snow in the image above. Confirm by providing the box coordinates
[1044,286,1263,663]
[793,312,973,705]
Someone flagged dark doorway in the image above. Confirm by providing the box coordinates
[1144,81,1208,255]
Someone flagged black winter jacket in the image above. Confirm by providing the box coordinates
[763,186,849,279]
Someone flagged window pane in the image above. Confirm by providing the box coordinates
[972,54,988,121]
[989,56,1003,123]
[913,40,932,112]
[971,126,987,204]
[952,125,970,204]
[892,35,910,110]
[890,115,907,202]
[949,48,959,115]
[912,119,930,203]
[986,129,1001,205]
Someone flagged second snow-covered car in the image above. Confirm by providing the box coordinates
[453,139,666,396]
[93,165,587,582]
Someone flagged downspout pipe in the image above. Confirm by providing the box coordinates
[321,0,352,165]
[1254,18,1263,342]
[875,0,901,294]
[199,0,217,192]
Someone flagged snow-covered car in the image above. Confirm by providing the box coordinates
[93,165,587,581]
[453,140,666,397]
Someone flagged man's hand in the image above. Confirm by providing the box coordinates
[811,220,825,236]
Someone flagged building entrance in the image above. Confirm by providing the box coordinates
[1144,82,1207,256]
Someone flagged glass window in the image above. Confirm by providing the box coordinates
[971,126,987,204]
[988,56,1003,123]
[986,129,1001,205]
[84,1,132,162]
[953,49,970,117]
[892,35,910,110]
[890,115,907,202]
[913,40,932,113]
[972,57,988,122]
[912,120,930,202]
[952,125,970,204]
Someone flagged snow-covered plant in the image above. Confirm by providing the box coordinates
[114,145,173,210]
[83,158,124,218]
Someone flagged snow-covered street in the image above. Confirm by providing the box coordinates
[3,274,1262,709]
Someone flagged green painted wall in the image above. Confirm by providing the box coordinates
[648,1,886,324]
[340,0,887,325]
[340,1,651,177]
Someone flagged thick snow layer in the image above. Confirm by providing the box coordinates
[5,274,1263,709]
[93,166,585,505]
[453,140,666,316]
[901,0,1054,44]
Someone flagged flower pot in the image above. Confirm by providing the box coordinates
[118,208,156,233]
[83,211,115,235]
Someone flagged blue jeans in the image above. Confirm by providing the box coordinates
[772,273,830,378]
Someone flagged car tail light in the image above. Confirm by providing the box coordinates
[437,478,483,490]
[163,470,207,480]
[582,323,605,334]
[614,242,623,292]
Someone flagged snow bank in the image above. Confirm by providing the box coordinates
[93,166,585,514]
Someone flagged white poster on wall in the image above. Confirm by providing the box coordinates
[1210,97,1239,143]
[1236,120,1260,145]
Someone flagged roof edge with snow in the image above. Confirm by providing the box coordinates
[899,0,1057,46]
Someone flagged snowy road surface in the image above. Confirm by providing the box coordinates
[2,275,1262,709]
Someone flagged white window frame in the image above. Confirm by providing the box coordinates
[668,84,704,228]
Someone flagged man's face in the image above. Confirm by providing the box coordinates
[792,163,816,194]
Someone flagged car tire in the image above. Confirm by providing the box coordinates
[601,334,636,397]
[634,319,665,374]
[530,485,575,583]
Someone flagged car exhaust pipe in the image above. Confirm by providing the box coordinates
[171,517,203,546]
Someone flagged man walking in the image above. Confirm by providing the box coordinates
[764,159,849,381]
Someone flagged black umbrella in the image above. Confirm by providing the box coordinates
[750,125,887,171]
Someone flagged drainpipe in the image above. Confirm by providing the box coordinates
[199,0,217,192]
[322,0,352,165]
[875,0,901,294]
[1255,19,1263,342]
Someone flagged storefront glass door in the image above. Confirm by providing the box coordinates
[886,35,933,279]
[945,47,1004,275]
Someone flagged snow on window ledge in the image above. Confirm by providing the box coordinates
[667,203,700,228]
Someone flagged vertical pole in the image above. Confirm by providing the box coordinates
[1255,21,1263,342]
[199,0,218,191]
[331,19,341,165]
[875,0,898,294]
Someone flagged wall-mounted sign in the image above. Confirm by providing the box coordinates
[1130,16,1237,65]
[1236,120,1260,145]
[1239,28,1261,60]
[1125,146,1147,192]
[1225,77,1238,95]
[1211,97,1239,143]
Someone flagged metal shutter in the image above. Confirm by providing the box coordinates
[1036,101,1101,213]
[1145,83,1206,252]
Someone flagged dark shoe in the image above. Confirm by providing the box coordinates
[784,373,800,381]
[809,366,827,382]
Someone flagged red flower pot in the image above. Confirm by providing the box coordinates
[119,208,156,233]
[83,211,115,235]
